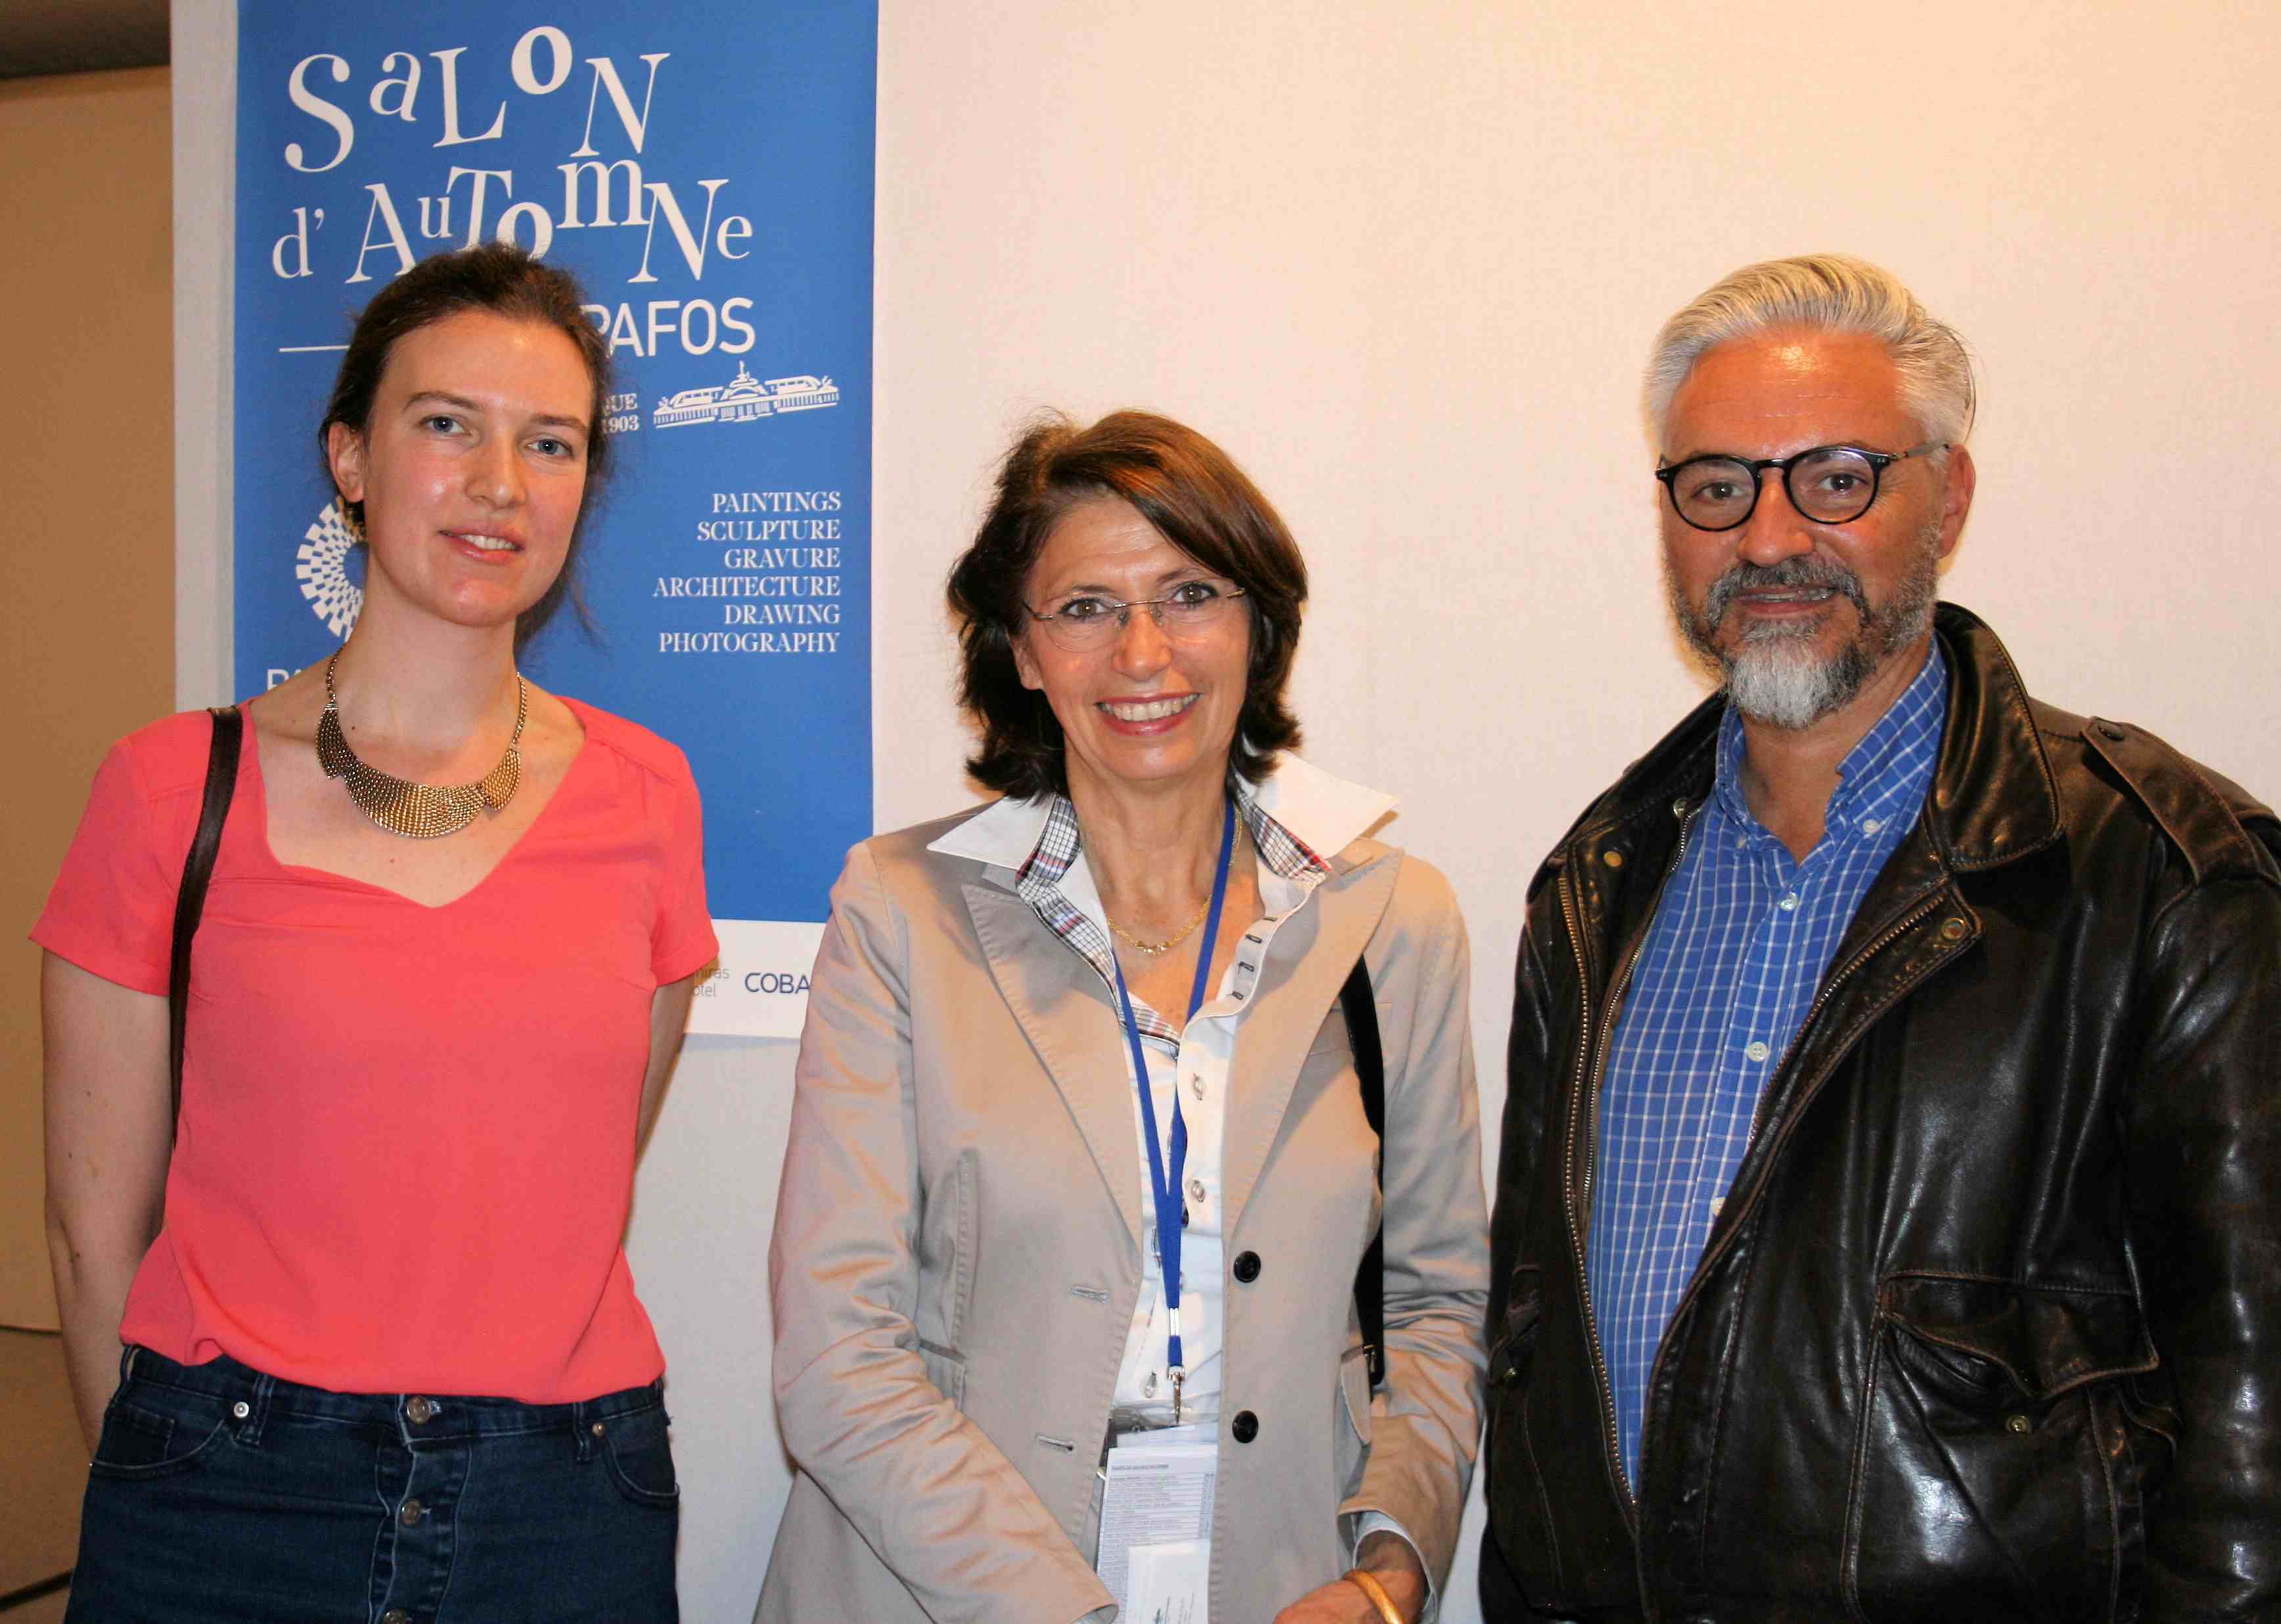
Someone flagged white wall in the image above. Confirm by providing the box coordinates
[175,3,2281,1619]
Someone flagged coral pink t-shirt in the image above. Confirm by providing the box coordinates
[34,697,717,1402]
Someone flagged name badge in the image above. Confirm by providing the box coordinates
[1097,1427,1215,1623]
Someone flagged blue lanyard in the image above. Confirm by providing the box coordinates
[1110,799,1236,1414]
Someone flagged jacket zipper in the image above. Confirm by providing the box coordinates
[1730,891,1947,1200]
[1561,800,1700,1515]
[1628,889,1956,1564]
[1724,893,1943,1213]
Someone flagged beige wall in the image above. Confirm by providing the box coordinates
[0,67,174,1330]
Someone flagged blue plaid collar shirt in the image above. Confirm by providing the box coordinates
[1586,639,1949,1489]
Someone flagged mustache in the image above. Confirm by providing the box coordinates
[1702,555,1869,629]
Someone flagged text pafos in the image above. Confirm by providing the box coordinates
[271,26,755,313]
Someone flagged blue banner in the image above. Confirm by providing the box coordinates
[233,0,875,1033]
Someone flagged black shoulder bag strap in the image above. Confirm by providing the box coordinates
[1339,956,1387,1388]
[168,706,242,1137]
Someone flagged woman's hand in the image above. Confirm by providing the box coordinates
[1272,1531,1428,1623]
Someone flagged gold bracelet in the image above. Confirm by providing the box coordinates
[1343,1566,1406,1624]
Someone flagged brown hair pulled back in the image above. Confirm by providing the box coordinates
[317,242,612,649]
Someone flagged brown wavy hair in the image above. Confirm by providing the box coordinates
[947,411,1307,800]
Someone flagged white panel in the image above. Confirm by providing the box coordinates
[172,0,234,709]
[623,1037,797,1624]
[694,922,827,1039]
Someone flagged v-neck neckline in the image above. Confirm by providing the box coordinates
[242,692,593,911]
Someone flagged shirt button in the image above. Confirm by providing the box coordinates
[1745,1041,1771,1062]
[1188,1074,1205,1100]
[1231,1410,1259,1443]
[406,1396,436,1424]
[1709,1196,1727,1217]
[1232,1251,1261,1283]
[1778,893,1799,912]
[399,1498,425,1528]
[1187,1177,1207,1204]
[1142,1371,1158,1397]
[1861,817,1884,835]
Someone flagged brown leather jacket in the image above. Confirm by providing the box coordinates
[1481,604,2281,1621]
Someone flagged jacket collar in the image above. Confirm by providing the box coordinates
[926,753,1397,881]
[941,756,1399,1254]
[1918,602,2065,869]
[1573,602,2064,874]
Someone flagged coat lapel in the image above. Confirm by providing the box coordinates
[962,877,1145,1251]
[1219,847,1401,1238]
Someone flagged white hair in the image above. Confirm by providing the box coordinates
[1644,254,1976,453]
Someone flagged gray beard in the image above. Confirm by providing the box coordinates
[1725,631,1874,731]
[1667,522,1941,731]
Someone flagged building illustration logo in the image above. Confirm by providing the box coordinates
[297,499,363,639]
[652,361,841,429]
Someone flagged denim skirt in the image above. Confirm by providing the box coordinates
[65,1347,679,1624]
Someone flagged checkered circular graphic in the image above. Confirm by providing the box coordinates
[296,501,364,639]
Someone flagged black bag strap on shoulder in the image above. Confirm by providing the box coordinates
[168,705,242,1134]
[1339,955,1387,1388]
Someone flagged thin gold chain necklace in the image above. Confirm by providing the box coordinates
[317,652,528,840]
[1106,897,1211,957]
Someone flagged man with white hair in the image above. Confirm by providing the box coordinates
[1480,254,2280,1620]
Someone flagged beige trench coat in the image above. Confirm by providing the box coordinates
[755,809,1487,1623]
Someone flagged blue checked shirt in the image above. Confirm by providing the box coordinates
[1587,643,1948,1488]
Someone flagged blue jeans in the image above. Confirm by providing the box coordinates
[66,1347,679,1623]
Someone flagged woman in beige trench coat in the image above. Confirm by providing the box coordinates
[757,412,1487,1624]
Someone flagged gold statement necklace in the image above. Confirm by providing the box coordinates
[317,652,527,839]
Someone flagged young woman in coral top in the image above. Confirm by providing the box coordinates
[37,244,713,1623]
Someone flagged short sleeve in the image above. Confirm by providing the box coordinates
[32,739,181,996]
[650,757,717,984]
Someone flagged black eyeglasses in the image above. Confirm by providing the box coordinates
[1656,441,1947,532]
